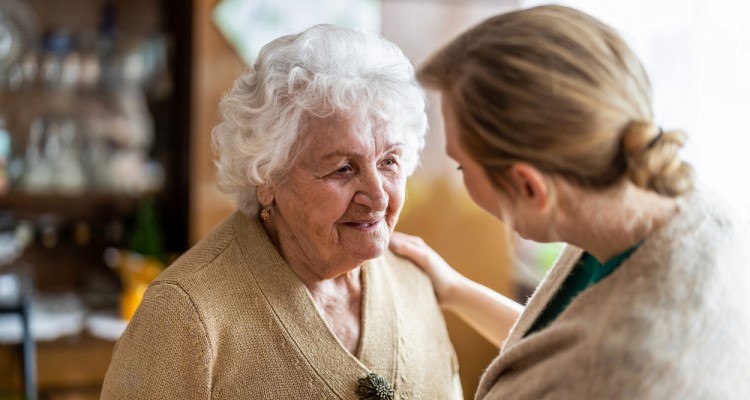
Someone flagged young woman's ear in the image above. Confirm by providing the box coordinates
[508,163,551,212]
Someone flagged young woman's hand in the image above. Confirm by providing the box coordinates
[389,231,465,308]
[390,231,523,347]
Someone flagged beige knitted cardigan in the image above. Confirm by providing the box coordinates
[477,188,750,399]
[102,212,462,399]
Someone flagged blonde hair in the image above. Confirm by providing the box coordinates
[418,5,694,198]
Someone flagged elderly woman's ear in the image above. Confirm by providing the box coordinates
[257,185,274,210]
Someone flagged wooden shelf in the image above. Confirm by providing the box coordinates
[0,332,115,399]
[0,192,152,220]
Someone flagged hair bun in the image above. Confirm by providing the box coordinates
[622,121,695,197]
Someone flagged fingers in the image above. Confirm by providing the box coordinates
[390,232,425,253]
[389,232,417,257]
[389,232,432,265]
[390,232,426,248]
[391,231,421,243]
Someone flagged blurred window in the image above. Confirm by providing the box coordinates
[525,0,750,215]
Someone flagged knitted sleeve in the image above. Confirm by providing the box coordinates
[101,282,213,399]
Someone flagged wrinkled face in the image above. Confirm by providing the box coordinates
[441,94,503,220]
[270,115,406,277]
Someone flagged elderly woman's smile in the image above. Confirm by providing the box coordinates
[342,220,381,230]
[261,114,406,280]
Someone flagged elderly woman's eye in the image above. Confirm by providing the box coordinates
[335,164,353,174]
[381,157,399,168]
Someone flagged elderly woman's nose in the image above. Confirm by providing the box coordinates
[353,170,389,211]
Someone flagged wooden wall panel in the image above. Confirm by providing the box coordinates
[189,0,241,243]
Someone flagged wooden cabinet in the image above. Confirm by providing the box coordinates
[0,0,192,397]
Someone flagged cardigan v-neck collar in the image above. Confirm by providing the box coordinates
[232,212,400,398]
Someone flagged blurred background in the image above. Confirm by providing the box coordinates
[0,0,747,399]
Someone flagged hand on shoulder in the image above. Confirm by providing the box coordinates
[389,231,465,308]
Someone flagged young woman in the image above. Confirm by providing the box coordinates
[391,5,750,399]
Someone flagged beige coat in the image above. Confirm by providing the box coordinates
[102,212,462,399]
[477,188,750,399]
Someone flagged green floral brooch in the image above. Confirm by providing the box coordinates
[356,372,394,400]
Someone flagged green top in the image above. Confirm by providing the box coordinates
[526,245,639,336]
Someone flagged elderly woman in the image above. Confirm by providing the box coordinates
[101,25,461,399]
[391,5,750,399]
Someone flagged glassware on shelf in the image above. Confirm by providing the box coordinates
[0,0,37,83]
[1,0,171,200]
[53,118,86,194]
[21,116,52,193]
[0,115,10,194]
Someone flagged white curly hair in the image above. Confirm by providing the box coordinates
[212,24,428,215]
